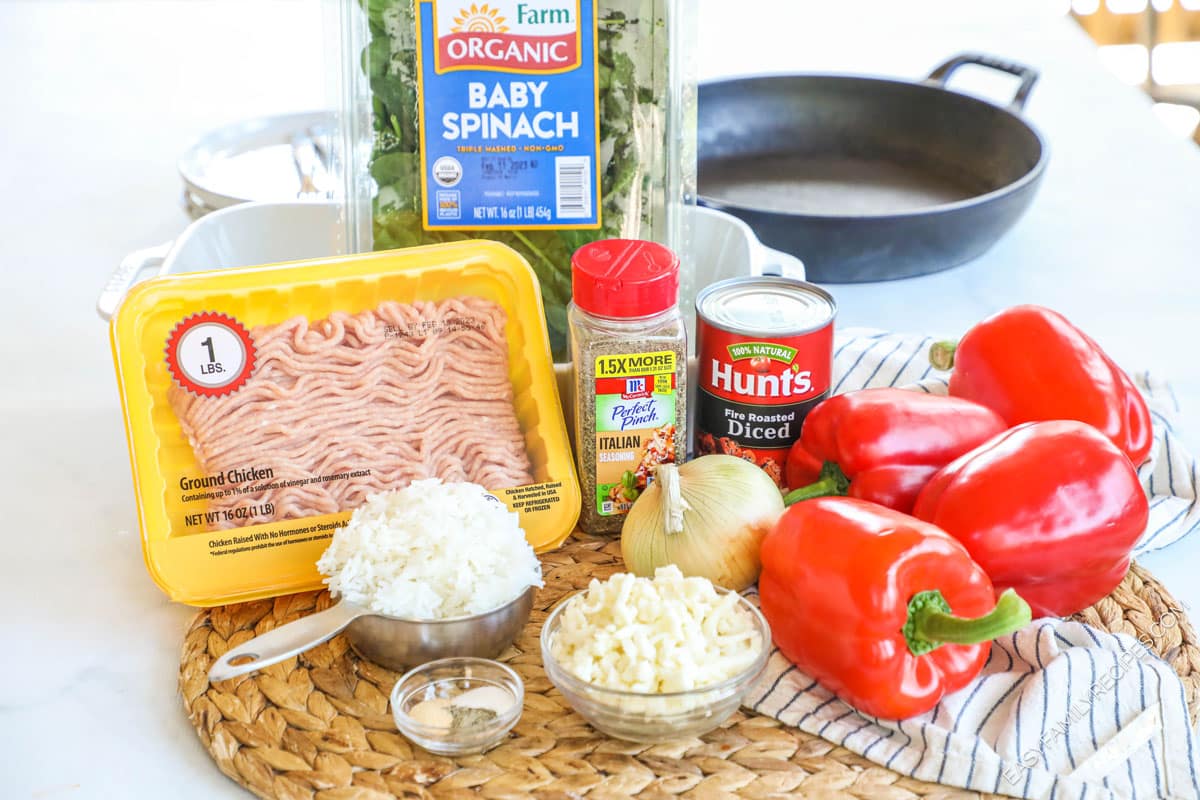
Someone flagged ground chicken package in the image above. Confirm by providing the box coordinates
[110,241,580,606]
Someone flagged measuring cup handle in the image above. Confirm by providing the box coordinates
[208,602,366,683]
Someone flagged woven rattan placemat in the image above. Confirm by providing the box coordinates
[181,535,1200,799]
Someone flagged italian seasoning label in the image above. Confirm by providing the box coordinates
[415,0,602,229]
[592,350,678,516]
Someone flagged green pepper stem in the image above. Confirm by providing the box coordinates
[782,461,850,505]
[928,340,959,371]
[904,588,1031,656]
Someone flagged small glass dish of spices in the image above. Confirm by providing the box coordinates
[390,657,524,755]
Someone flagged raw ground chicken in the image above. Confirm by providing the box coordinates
[168,297,534,529]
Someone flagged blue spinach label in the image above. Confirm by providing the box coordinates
[415,0,601,229]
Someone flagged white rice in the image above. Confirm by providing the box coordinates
[316,479,543,619]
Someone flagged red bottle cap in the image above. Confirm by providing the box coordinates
[571,239,680,318]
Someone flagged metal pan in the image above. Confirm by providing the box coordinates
[698,53,1048,283]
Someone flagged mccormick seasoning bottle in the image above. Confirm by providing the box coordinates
[569,240,687,535]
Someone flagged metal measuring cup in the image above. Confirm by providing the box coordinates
[208,586,536,682]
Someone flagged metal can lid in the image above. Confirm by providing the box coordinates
[696,276,836,336]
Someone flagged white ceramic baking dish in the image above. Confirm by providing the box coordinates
[97,202,804,335]
[99,201,804,446]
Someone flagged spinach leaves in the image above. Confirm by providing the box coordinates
[357,0,672,358]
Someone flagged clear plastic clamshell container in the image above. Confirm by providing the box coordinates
[110,242,580,606]
[332,0,697,359]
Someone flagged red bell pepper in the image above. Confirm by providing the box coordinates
[930,305,1153,465]
[759,497,1031,720]
[913,420,1149,617]
[782,388,1007,513]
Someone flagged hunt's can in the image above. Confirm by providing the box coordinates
[694,276,836,488]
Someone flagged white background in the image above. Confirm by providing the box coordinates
[2,0,1199,796]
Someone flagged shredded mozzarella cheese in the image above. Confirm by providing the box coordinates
[549,565,763,694]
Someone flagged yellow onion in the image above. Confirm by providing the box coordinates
[620,455,785,591]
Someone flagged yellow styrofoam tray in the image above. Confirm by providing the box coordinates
[110,241,580,606]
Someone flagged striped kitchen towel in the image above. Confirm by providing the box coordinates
[747,616,1200,800]
[743,329,1200,799]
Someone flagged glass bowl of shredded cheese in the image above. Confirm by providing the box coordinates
[540,565,771,742]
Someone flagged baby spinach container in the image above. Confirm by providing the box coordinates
[334,0,697,358]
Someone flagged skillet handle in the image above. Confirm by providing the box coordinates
[925,53,1039,111]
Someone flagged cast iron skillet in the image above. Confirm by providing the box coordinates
[698,53,1048,283]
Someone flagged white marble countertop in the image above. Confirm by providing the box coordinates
[2,0,1198,796]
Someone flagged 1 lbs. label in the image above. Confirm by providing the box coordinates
[166,312,256,397]
[592,350,678,516]
[415,0,601,230]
